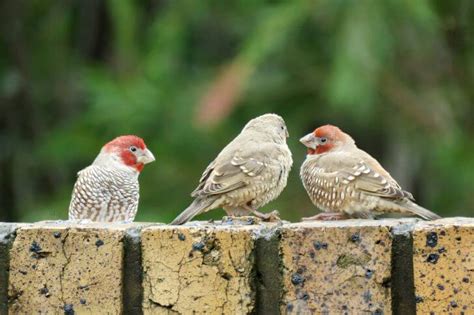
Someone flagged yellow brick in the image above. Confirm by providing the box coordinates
[141,224,256,314]
[413,218,474,313]
[280,220,399,314]
[8,222,131,314]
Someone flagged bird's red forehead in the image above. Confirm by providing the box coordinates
[104,135,146,151]
[314,125,341,139]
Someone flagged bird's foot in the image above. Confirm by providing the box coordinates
[252,210,281,222]
[221,216,261,225]
[302,212,348,221]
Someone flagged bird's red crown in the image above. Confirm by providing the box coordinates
[104,135,147,172]
[306,125,343,154]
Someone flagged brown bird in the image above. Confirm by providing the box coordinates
[171,113,293,225]
[299,125,441,220]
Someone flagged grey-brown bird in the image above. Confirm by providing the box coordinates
[299,125,441,220]
[171,113,293,225]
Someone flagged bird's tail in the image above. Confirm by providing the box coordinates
[403,200,441,220]
[170,198,215,225]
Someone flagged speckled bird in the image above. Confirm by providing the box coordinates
[68,135,155,222]
[299,125,441,220]
[171,113,293,225]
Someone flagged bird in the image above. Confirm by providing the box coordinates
[68,135,155,222]
[171,113,293,225]
[299,125,441,220]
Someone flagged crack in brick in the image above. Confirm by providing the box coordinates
[148,297,179,313]
[147,242,187,311]
[59,230,71,306]
[173,255,186,310]
[221,278,230,313]
[143,227,255,314]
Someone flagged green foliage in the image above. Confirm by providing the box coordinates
[1,0,473,222]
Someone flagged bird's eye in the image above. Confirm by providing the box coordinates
[281,126,285,130]
[320,137,327,143]
[129,146,137,152]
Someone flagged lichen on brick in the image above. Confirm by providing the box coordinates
[336,253,371,269]
[7,222,133,314]
[279,220,399,314]
[413,218,474,314]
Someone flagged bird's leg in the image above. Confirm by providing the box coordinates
[222,207,261,225]
[243,205,281,222]
[302,212,348,221]
[256,210,281,222]
[220,215,238,224]
[221,215,260,225]
[224,208,248,217]
[222,208,250,224]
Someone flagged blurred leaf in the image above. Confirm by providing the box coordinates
[328,0,392,116]
[196,0,310,126]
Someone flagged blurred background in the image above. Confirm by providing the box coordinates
[1,0,473,223]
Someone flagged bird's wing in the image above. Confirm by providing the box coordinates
[313,150,414,201]
[191,148,268,198]
[337,155,414,200]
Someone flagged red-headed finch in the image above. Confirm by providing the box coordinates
[299,125,440,220]
[171,113,293,225]
[68,135,155,222]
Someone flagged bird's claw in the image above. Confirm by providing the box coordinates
[302,212,348,221]
[254,210,281,222]
[267,210,281,222]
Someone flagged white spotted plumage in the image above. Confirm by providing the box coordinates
[69,165,139,221]
[68,135,155,222]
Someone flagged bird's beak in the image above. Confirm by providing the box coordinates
[300,133,317,149]
[285,128,289,138]
[137,148,156,164]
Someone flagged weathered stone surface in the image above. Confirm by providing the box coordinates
[141,222,257,314]
[280,219,407,314]
[7,222,142,314]
[0,223,20,314]
[413,217,474,314]
[5,217,473,314]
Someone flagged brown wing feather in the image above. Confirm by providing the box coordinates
[191,153,266,198]
[342,160,413,201]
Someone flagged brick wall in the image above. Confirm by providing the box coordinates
[1,218,472,314]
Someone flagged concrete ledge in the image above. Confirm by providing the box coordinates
[413,217,474,314]
[0,218,473,314]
